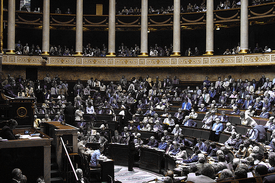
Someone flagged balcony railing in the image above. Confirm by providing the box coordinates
[2,52,275,68]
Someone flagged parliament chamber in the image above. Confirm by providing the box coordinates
[2,0,275,183]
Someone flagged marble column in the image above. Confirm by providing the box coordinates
[7,0,15,54]
[140,0,148,56]
[42,0,50,55]
[107,0,116,56]
[240,0,249,54]
[75,0,83,56]
[172,0,181,56]
[0,0,3,54]
[205,0,214,55]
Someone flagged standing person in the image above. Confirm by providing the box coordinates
[64,102,74,125]
[128,135,135,171]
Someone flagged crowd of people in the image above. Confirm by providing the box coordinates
[2,71,275,182]
[223,43,272,55]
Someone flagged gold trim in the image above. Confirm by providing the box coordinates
[106,52,116,57]
[139,52,148,57]
[17,107,27,118]
[42,51,49,55]
[239,49,248,54]
[6,50,15,54]
[74,52,82,56]
[204,51,214,55]
[171,52,181,57]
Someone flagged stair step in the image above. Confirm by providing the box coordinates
[50,177,63,183]
[51,170,60,177]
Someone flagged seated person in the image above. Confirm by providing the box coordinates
[198,103,207,112]
[33,115,41,128]
[265,116,275,130]
[181,98,192,112]
[174,108,184,123]
[171,124,182,136]
[240,111,257,127]
[141,122,151,131]
[144,106,156,116]
[224,122,236,134]
[89,147,104,167]
[246,124,267,143]
[219,111,229,122]
[111,130,122,143]
[202,112,213,129]
[267,152,275,173]
[133,133,143,147]
[121,126,131,142]
[168,141,180,156]
[163,114,175,127]
[259,107,270,119]
[231,106,240,115]
[195,138,208,152]
[224,132,237,149]
[42,114,52,123]
[178,135,193,147]
[158,137,168,150]
[153,120,163,133]
[182,116,197,127]
[182,147,201,163]
[189,108,198,119]
[147,136,158,148]
[175,145,188,160]
[0,119,18,140]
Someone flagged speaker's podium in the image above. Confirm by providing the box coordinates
[0,95,52,183]
[0,93,35,127]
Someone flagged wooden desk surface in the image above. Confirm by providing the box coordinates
[46,121,78,130]
[0,128,52,149]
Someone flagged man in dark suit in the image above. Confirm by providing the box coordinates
[64,102,75,125]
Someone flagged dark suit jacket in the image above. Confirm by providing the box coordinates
[0,126,16,140]
[263,174,275,183]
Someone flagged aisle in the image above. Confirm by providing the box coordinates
[114,165,164,183]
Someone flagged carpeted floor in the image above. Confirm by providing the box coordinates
[114,165,164,183]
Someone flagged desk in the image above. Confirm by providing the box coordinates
[140,147,163,173]
[108,143,129,166]
[40,122,79,172]
[164,154,176,171]
[99,159,114,183]
[0,128,52,183]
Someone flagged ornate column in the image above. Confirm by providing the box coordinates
[171,0,181,56]
[240,0,249,54]
[205,0,214,55]
[7,0,15,54]
[42,0,50,55]
[140,0,148,56]
[75,0,83,56]
[0,0,3,54]
[107,0,116,56]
